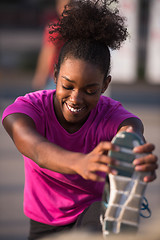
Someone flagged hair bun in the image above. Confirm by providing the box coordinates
[49,0,128,50]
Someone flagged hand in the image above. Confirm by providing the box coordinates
[75,142,119,182]
[124,126,158,182]
[133,143,158,182]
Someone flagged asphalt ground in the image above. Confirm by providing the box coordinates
[0,79,160,240]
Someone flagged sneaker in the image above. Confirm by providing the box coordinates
[101,131,150,236]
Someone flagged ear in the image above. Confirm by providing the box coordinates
[53,64,58,84]
[101,75,111,93]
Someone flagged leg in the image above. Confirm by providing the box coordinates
[74,201,103,232]
[28,219,75,240]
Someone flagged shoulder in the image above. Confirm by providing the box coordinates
[96,96,139,140]
[97,95,135,127]
[2,90,55,123]
[16,90,56,114]
[98,96,137,117]
[18,90,55,104]
[98,95,123,113]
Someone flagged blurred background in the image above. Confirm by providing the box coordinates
[0,0,160,239]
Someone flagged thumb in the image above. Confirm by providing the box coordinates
[125,126,134,133]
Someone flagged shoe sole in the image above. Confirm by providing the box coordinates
[102,131,148,236]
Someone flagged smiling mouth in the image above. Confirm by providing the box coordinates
[65,103,85,113]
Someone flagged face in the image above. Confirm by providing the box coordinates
[54,57,111,132]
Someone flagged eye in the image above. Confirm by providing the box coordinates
[62,85,73,90]
[85,89,98,95]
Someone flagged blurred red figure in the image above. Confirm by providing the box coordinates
[32,0,69,90]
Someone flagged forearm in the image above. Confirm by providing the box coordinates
[32,57,50,87]
[14,129,83,174]
[33,55,50,80]
[34,138,82,174]
[3,113,82,174]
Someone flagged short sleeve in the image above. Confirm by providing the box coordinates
[2,92,45,134]
[103,101,140,141]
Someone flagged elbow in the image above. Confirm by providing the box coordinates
[34,144,50,169]
[37,158,47,169]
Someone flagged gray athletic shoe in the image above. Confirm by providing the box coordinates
[101,131,150,236]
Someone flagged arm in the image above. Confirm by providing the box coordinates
[3,114,157,183]
[117,117,144,137]
[3,113,80,174]
[117,117,158,182]
[32,44,56,90]
[2,113,118,181]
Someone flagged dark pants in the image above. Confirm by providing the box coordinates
[28,201,103,240]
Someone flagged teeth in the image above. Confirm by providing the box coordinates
[67,104,83,113]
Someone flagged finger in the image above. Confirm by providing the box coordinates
[93,141,119,154]
[143,172,157,183]
[135,163,158,172]
[93,154,119,166]
[84,171,105,182]
[133,154,158,166]
[89,162,118,175]
[133,143,155,153]
[125,126,134,133]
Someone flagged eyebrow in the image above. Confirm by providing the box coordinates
[62,76,100,87]
[62,76,75,83]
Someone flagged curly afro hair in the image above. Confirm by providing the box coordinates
[49,0,128,78]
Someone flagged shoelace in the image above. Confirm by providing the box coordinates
[140,196,152,218]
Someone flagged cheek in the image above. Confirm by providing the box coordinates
[55,90,64,107]
[87,95,100,109]
[56,85,65,99]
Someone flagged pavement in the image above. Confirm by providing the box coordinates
[0,77,160,240]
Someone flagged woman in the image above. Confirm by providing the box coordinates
[2,0,158,239]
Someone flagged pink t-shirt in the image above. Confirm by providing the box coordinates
[2,90,138,226]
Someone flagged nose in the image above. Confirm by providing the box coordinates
[70,89,83,105]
